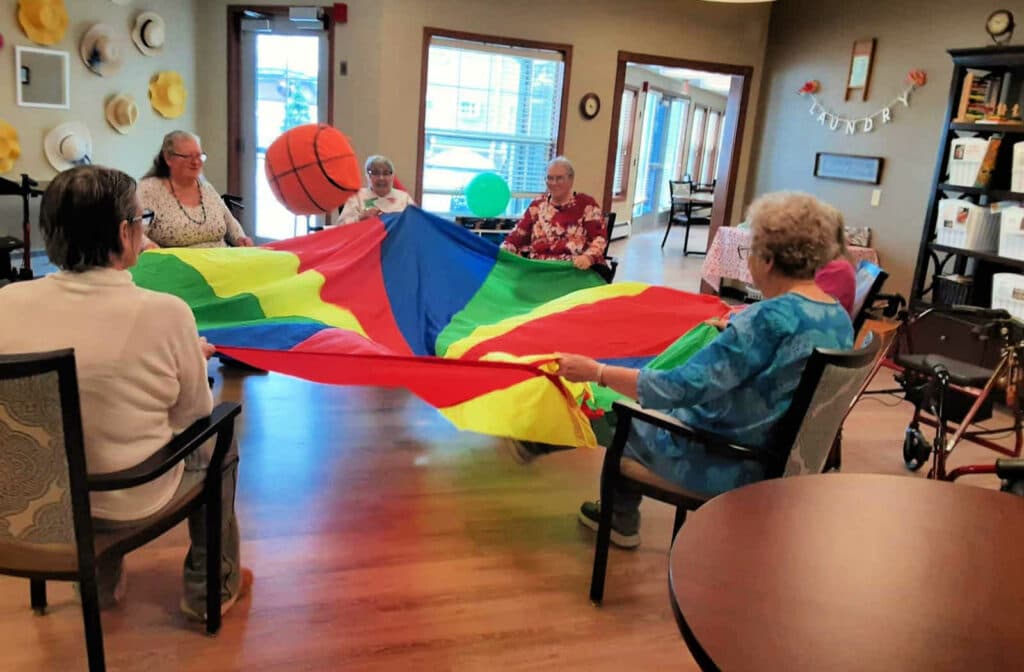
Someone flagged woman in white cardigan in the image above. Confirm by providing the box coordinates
[338,154,415,224]
[0,165,252,619]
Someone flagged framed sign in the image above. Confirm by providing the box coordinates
[845,38,876,101]
[814,152,884,184]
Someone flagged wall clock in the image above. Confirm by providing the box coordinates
[986,10,1015,45]
[580,92,600,120]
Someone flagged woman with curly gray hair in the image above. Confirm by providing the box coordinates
[522,192,854,548]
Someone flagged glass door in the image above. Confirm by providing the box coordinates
[239,14,329,242]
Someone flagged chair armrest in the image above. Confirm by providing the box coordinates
[89,402,242,492]
[610,400,771,464]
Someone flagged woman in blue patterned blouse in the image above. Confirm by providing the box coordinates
[555,192,854,548]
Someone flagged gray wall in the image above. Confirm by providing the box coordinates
[751,0,1006,297]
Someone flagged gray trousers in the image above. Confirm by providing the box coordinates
[93,440,242,613]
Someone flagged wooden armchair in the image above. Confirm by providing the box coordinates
[588,336,881,604]
[592,212,619,284]
[0,349,242,672]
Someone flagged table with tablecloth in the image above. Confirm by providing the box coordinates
[701,226,879,290]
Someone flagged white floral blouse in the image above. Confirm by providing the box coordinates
[139,177,247,248]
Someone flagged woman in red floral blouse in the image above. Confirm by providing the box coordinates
[500,157,607,270]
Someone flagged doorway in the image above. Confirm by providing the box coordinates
[603,52,751,249]
[227,6,335,242]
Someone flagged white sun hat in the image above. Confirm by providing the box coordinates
[131,11,165,56]
[44,121,93,173]
[80,23,123,77]
[105,94,139,134]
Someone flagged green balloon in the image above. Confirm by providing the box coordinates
[465,172,511,218]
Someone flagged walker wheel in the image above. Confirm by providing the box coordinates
[903,427,930,471]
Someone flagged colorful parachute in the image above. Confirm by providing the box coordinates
[131,207,727,446]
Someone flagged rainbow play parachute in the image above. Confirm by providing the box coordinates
[131,207,726,446]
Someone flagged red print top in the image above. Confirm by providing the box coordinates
[500,193,607,264]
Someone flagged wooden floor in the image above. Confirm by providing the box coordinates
[0,228,1008,671]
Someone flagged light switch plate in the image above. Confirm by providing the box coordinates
[871,189,881,207]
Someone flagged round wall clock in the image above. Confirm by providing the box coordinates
[986,10,1015,44]
[580,92,601,120]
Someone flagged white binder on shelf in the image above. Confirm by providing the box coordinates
[1013,142,1024,193]
[947,137,989,187]
[935,198,999,251]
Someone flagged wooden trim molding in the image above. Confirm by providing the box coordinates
[414,27,573,204]
[612,86,639,202]
[226,5,335,195]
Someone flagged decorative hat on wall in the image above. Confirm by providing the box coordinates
[18,0,69,46]
[44,121,93,173]
[105,94,139,134]
[149,71,187,118]
[80,24,123,77]
[0,121,22,174]
[132,11,165,56]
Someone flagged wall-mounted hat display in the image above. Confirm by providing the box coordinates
[105,94,139,134]
[80,24,123,77]
[18,0,69,46]
[149,71,187,119]
[132,11,165,56]
[0,121,22,173]
[44,121,93,172]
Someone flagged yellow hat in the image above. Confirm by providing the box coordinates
[149,71,187,119]
[18,0,69,47]
[0,121,22,174]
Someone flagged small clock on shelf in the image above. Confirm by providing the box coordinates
[986,10,1015,45]
[579,92,600,120]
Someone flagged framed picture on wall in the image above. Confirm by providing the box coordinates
[845,38,876,101]
[814,152,884,184]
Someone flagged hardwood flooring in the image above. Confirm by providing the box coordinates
[0,229,1008,671]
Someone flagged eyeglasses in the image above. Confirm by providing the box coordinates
[546,174,569,183]
[170,152,207,163]
[737,245,751,260]
[132,210,155,227]
[367,169,393,177]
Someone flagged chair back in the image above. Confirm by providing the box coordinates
[668,180,693,200]
[851,260,888,333]
[0,350,93,573]
[767,336,881,477]
[602,212,617,257]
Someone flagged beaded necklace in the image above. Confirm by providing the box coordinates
[168,178,207,226]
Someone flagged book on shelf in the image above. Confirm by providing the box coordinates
[955,69,1002,121]
[974,135,1003,188]
[1014,142,1024,193]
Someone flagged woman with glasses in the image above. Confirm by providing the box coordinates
[0,165,252,617]
[501,156,606,270]
[510,193,854,549]
[338,155,415,224]
[139,130,253,248]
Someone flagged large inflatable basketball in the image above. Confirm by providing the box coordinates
[264,124,362,215]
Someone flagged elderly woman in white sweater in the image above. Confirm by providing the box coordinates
[0,165,252,619]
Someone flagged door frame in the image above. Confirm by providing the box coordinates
[226,5,336,196]
[602,51,752,246]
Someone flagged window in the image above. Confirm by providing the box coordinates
[658,97,689,211]
[684,105,707,182]
[418,32,569,219]
[701,110,722,186]
[612,87,638,200]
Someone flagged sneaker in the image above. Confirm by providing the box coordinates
[577,500,641,549]
[503,438,539,466]
[180,567,254,623]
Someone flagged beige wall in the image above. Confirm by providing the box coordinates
[0,0,197,247]
[750,0,996,296]
[195,0,771,226]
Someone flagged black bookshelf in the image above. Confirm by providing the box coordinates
[910,46,1024,308]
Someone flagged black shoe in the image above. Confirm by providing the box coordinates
[503,438,544,465]
[577,500,640,549]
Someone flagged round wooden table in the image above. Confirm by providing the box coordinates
[669,474,1024,671]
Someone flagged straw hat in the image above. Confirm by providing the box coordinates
[18,0,69,46]
[149,71,187,119]
[105,94,139,134]
[80,24,123,77]
[0,121,22,174]
[44,121,93,173]
[132,11,165,56]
